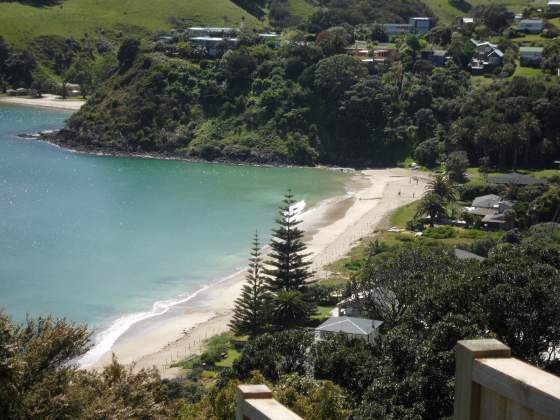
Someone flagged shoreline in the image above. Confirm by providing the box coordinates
[0,94,85,111]
[86,168,429,378]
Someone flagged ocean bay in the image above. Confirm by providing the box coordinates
[0,104,348,332]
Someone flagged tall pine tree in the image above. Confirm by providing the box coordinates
[265,191,313,293]
[229,232,268,336]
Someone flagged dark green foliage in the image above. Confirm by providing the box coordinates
[232,329,314,381]
[312,335,379,396]
[446,150,469,182]
[271,290,313,328]
[472,4,514,33]
[117,38,140,71]
[415,192,447,226]
[230,233,269,336]
[0,313,171,418]
[423,225,456,239]
[304,0,433,33]
[527,186,560,224]
[414,138,442,167]
[482,242,560,366]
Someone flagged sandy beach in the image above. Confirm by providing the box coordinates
[88,168,429,378]
[0,94,85,111]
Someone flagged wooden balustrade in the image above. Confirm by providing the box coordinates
[235,384,302,420]
[454,338,560,420]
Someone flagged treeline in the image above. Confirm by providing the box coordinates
[59,33,470,165]
[60,32,560,168]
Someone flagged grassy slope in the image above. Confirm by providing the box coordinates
[287,0,316,17]
[423,0,546,24]
[0,0,260,45]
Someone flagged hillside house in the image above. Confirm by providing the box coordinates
[345,40,370,57]
[409,17,431,34]
[190,37,239,57]
[315,316,383,343]
[372,47,395,64]
[519,19,544,33]
[520,46,544,66]
[382,17,431,37]
[457,17,475,28]
[421,49,449,66]
[469,39,504,73]
[187,27,239,37]
[382,23,412,37]
[464,194,513,230]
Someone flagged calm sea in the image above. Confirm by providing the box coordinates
[0,104,348,332]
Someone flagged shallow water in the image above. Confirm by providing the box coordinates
[0,104,348,331]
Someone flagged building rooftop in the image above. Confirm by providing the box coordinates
[520,46,544,53]
[472,194,502,209]
[454,248,487,262]
[488,173,545,185]
[316,316,383,335]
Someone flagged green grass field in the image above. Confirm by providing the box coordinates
[423,0,546,24]
[0,0,260,45]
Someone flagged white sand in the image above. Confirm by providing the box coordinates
[0,94,85,111]
[89,168,429,378]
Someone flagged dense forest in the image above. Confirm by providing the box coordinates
[55,34,560,168]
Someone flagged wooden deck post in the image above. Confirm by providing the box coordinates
[454,338,511,420]
[235,384,274,420]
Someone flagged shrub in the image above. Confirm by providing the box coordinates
[423,225,457,239]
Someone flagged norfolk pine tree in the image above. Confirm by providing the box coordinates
[265,191,313,293]
[230,232,269,336]
[266,191,314,328]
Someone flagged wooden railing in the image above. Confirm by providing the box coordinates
[454,338,560,420]
[235,384,302,420]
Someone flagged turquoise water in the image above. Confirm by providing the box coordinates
[0,104,348,330]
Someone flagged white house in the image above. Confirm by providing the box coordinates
[315,316,383,343]
[469,40,504,73]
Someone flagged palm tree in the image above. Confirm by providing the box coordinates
[415,192,447,227]
[426,174,457,205]
[271,290,312,329]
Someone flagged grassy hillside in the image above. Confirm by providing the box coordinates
[0,0,261,45]
[423,0,546,23]
[287,0,316,17]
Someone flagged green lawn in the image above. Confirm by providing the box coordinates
[514,63,544,78]
[215,348,241,368]
[389,201,420,228]
[0,0,261,45]
[423,0,545,24]
[312,305,335,321]
[467,167,560,183]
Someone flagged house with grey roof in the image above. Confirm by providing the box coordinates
[464,194,514,230]
[488,173,545,186]
[472,194,501,209]
[315,316,383,343]
[519,19,544,34]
